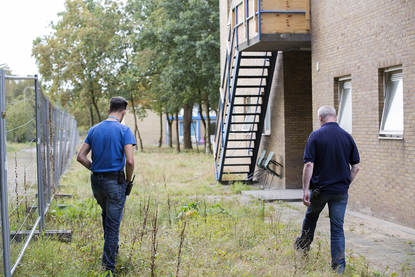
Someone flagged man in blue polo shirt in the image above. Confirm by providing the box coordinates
[77,96,136,276]
[294,106,360,274]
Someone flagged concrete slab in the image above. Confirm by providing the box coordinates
[241,189,302,202]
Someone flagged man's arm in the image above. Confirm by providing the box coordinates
[302,162,314,206]
[350,163,360,183]
[124,144,135,182]
[77,143,91,170]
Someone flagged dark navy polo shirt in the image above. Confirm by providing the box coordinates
[85,120,136,172]
[303,122,360,194]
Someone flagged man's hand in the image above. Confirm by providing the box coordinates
[303,190,311,206]
[302,162,314,206]
[350,163,360,183]
[125,175,135,196]
[77,143,91,170]
[124,144,135,182]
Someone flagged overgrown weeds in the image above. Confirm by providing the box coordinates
[15,146,379,276]
[230,181,252,194]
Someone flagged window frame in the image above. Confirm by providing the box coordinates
[379,66,403,139]
[336,76,352,134]
[262,99,271,136]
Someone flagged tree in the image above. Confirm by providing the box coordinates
[32,0,123,128]
[130,0,220,150]
[5,81,36,142]
[105,7,153,151]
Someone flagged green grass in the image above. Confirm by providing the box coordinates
[14,147,380,276]
[6,141,34,153]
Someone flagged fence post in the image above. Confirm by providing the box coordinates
[0,70,12,277]
[35,75,45,232]
[45,98,51,203]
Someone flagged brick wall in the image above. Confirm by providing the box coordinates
[283,51,312,188]
[311,0,415,227]
[259,51,312,188]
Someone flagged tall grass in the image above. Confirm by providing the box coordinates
[14,147,379,276]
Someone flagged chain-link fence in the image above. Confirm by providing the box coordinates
[0,70,79,276]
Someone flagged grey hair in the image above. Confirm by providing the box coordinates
[317,106,337,120]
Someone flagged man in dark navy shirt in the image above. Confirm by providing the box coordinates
[295,106,360,274]
[77,96,136,276]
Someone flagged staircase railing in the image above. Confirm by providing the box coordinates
[217,50,241,181]
[215,26,237,178]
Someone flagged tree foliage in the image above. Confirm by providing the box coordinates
[32,0,220,148]
[33,0,123,127]
[5,80,36,142]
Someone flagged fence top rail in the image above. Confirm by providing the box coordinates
[5,75,37,80]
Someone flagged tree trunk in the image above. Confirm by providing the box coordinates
[198,89,207,153]
[135,127,144,152]
[205,96,213,154]
[192,122,199,153]
[158,111,163,148]
[175,112,180,153]
[130,93,144,151]
[89,105,95,127]
[166,112,173,148]
[90,90,102,122]
[182,103,193,149]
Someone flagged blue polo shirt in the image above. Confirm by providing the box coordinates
[304,122,360,194]
[85,120,136,172]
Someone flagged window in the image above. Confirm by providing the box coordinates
[337,77,352,133]
[263,100,271,135]
[380,67,403,137]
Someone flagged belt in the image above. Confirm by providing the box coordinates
[92,171,124,178]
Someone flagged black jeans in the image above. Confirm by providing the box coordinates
[91,173,126,273]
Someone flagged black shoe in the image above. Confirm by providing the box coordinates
[294,236,310,253]
[105,269,115,277]
[332,264,345,275]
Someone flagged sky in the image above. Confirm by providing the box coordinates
[0,0,66,76]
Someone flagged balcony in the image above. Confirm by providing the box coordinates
[230,0,311,51]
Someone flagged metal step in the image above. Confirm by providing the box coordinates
[230,122,259,124]
[236,85,266,89]
[240,55,271,59]
[231,113,261,116]
[237,75,267,79]
[222,172,249,174]
[228,139,256,142]
[229,130,256,133]
[227,147,255,150]
[223,163,251,166]
[225,155,253,158]
[233,104,262,107]
[234,94,263,97]
[239,65,270,69]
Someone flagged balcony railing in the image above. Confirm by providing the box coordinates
[229,0,311,51]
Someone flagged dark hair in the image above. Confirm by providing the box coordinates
[109,96,128,113]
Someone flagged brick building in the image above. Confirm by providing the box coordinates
[217,0,415,227]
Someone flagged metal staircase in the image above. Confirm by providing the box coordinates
[214,29,278,183]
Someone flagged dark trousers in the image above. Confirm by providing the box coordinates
[91,173,126,273]
[296,191,348,274]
